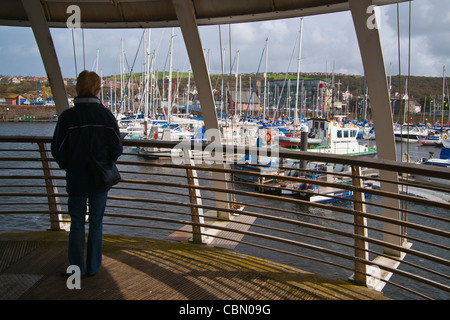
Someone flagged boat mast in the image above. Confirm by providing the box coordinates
[120,39,124,115]
[186,68,191,116]
[263,38,268,122]
[442,65,445,133]
[235,50,239,118]
[144,29,151,121]
[167,27,174,124]
[294,17,303,129]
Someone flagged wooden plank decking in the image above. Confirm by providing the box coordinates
[0,231,388,300]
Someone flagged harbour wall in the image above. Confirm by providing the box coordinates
[0,105,57,121]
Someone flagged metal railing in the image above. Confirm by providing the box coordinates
[0,135,449,300]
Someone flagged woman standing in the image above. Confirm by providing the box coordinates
[51,70,123,277]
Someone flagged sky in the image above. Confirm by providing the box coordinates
[0,0,449,79]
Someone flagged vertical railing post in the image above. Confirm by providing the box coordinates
[183,148,205,244]
[351,165,368,285]
[37,141,62,231]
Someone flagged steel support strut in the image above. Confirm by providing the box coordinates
[172,0,230,220]
[350,0,409,267]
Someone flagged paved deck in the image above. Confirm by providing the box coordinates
[0,231,388,300]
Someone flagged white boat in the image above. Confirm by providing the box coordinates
[421,130,444,146]
[306,118,377,156]
[412,148,450,187]
[393,123,429,143]
[363,127,376,140]
[442,132,450,148]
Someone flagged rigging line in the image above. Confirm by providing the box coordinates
[407,0,412,145]
[272,31,299,123]
[82,29,85,70]
[242,46,265,123]
[229,24,232,77]
[397,3,403,160]
[219,25,225,116]
[446,72,449,123]
[71,28,78,77]
[118,29,146,112]
[402,0,413,236]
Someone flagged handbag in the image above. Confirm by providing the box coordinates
[75,108,121,188]
[89,156,121,187]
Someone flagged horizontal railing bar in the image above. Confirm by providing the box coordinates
[1,136,448,179]
[0,175,65,180]
[1,136,448,299]
[117,167,450,230]
[0,202,52,206]
[104,210,360,265]
[0,175,446,246]
[119,166,450,225]
[0,149,40,152]
[135,182,450,254]
[273,161,450,194]
[0,210,53,214]
[53,212,449,291]
[103,210,450,293]
[98,219,358,278]
[121,168,381,213]
[106,193,450,267]
[5,164,441,226]
[186,191,448,252]
[111,187,450,258]
[14,208,442,288]
[118,160,450,209]
[107,204,191,216]
[0,156,421,219]
[118,177,450,239]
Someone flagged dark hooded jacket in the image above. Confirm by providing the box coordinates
[51,96,123,195]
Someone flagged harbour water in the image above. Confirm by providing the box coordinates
[0,121,448,300]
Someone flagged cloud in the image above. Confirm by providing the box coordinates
[0,0,448,78]
[380,0,450,76]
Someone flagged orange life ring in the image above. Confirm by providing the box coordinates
[266,132,272,143]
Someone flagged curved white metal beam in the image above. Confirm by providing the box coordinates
[0,0,408,29]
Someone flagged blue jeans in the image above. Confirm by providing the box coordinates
[68,191,108,275]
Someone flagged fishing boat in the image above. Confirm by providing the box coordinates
[276,134,321,148]
[306,118,377,156]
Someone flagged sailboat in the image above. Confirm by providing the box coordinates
[137,28,202,158]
